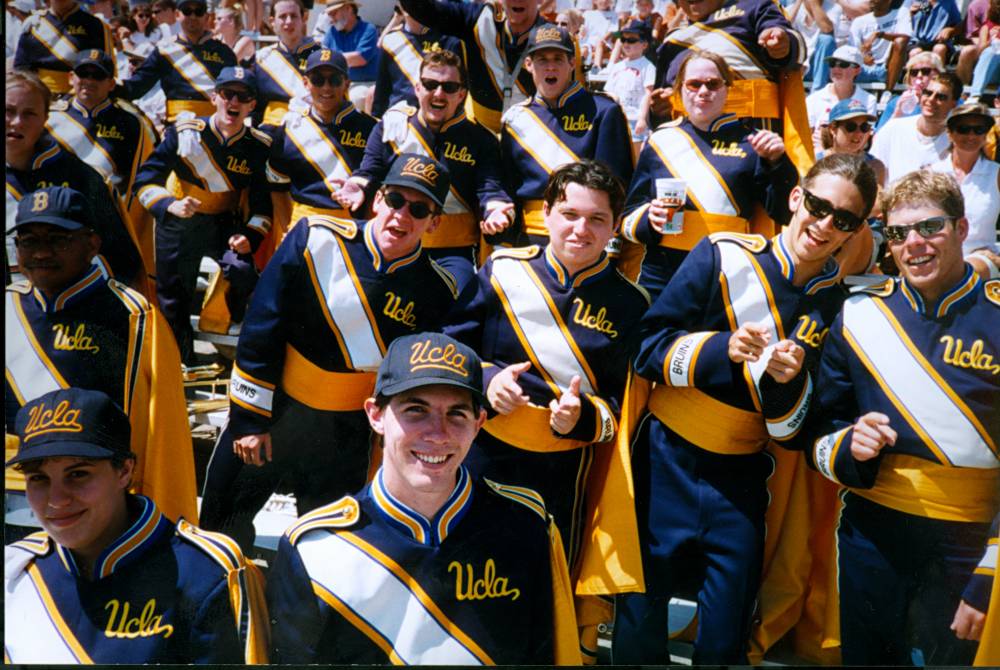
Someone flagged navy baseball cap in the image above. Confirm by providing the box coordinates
[828,98,875,124]
[382,153,451,209]
[8,388,133,466]
[74,49,115,77]
[305,48,348,75]
[613,19,651,42]
[375,333,488,408]
[215,66,256,93]
[526,24,574,56]
[11,186,95,233]
[177,0,207,8]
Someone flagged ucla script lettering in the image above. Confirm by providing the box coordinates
[448,559,520,601]
[572,298,618,338]
[940,336,1000,375]
[104,599,175,640]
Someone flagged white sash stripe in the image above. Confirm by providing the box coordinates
[230,370,274,414]
[307,229,383,370]
[286,113,352,193]
[382,31,424,89]
[813,427,847,484]
[666,332,714,387]
[298,532,484,665]
[4,553,82,664]
[257,47,308,100]
[7,187,21,271]
[666,23,765,79]
[46,112,117,181]
[766,374,812,439]
[978,543,997,571]
[391,123,467,215]
[492,258,595,395]
[247,215,270,233]
[648,127,739,216]
[184,140,233,193]
[31,15,78,65]
[474,11,527,112]
[504,107,579,175]
[5,293,65,402]
[160,42,216,97]
[843,296,998,468]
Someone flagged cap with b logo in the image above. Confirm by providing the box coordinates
[526,24,575,56]
[305,48,348,75]
[12,186,95,233]
[382,153,451,209]
[74,49,115,76]
[215,66,257,93]
[375,333,487,408]
[613,19,651,43]
[7,388,133,466]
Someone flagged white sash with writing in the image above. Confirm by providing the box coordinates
[5,554,88,663]
[473,9,528,113]
[665,22,766,79]
[160,41,216,99]
[391,121,468,216]
[46,112,117,182]
[285,113,352,194]
[182,137,233,193]
[306,228,384,371]
[30,14,78,66]
[298,531,488,664]
[257,46,308,100]
[647,127,739,216]
[491,257,597,395]
[503,105,579,176]
[843,295,998,468]
[6,185,21,271]
[382,30,424,90]
[5,292,66,404]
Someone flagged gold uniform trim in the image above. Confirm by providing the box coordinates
[281,344,375,412]
[656,211,749,251]
[648,384,767,455]
[484,402,590,452]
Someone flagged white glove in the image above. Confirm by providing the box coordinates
[381,105,410,144]
[176,110,199,159]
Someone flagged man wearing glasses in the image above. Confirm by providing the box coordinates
[200,153,460,555]
[872,71,959,183]
[263,48,376,253]
[340,49,513,290]
[122,0,237,122]
[615,154,878,664]
[802,169,999,665]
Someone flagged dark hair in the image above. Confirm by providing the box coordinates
[419,49,468,89]
[928,71,963,102]
[803,153,879,220]
[152,0,175,10]
[543,159,627,223]
[372,391,483,415]
[269,0,305,18]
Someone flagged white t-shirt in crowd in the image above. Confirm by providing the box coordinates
[581,9,617,51]
[806,84,878,128]
[930,156,1000,254]
[849,8,912,65]
[870,115,949,183]
[604,55,655,125]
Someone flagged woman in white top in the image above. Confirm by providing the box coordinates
[122,3,165,58]
[931,103,1000,280]
[214,5,255,64]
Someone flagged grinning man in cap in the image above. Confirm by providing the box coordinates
[122,0,237,122]
[134,65,272,363]
[254,0,323,128]
[200,153,461,554]
[4,388,267,663]
[5,186,197,524]
[266,332,580,664]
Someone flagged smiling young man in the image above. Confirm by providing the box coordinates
[254,0,322,128]
[199,153,461,554]
[266,332,579,664]
[802,169,999,665]
[134,66,272,363]
[4,387,267,663]
[615,153,878,664]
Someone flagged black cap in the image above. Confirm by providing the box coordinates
[8,388,133,466]
[526,24,575,56]
[613,19,651,42]
[74,48,115,76]
[305,48,348,75]
[12,186,95,233]
[375,333,487,408]
[177,0,206,7]
[215,66,256,92]
[382,153,451,209]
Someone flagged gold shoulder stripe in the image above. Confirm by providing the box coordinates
[176,119,206,132]
[308,215,358,239]
[176,519,245,572]
[710,232,767,253]
[429,258,459,299]
[483,478,547,521]
[491,245,541,261]
[7,281,33,295]
[11,531,51,556]
[851,277,896,297]
[249,127,273,146]
[287,496,361,545]
[985,279,1000,307]
[108,279,152,313]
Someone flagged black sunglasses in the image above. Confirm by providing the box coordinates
[75,67,111,81]
[420,78,463,94]
[836,120,871,133]
[951,123,990,136]
[134,11,151,17]
[307,71,344,87]
[180,5,206,16]
[829,59,857,69]
[908,67,934,77]
[216,87,255,102]
[620,36,643,44]
[920,88,950,102]
[801,188,864,232]
[383,189,435,219]
[884,216,951,243]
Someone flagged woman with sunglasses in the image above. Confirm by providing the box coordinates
[621,50,798,295]
[931,103,1000,279]
[874,51,944,131]
[214,5,255,65]
[818,98,886,185]
[123,2,164,56]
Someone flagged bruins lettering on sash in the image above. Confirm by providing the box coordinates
[383,291,417,328]
[939,335,1000,375]
[443,142,476,165]
[448,559,521,601]
[52,323,101,353]
[24,400,83,440]
[104,599,175,640]
[571,298,618,338]
[711,139,747,158]
[794,315,828,348]
[561,113,592,132]
[409,339,468,376]
[338,129,366,148]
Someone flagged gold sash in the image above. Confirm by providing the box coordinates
[281,345,375,412]
[657,210,749,250]
[484,403,590,452]
[648,385,767,455]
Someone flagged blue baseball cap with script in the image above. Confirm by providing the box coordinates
[375,333,487,408]
[382,153,451,209]
[8,388,133,466]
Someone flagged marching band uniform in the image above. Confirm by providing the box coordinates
[444,245,650,565]
[622,114,798,295]
[805,272,1000,665]
[4,257,198,524]
[134,111,272,363]
[266,468,576,664]
[123,33,237,122]
[13,2,115,95]
[500,83,634,246]
[615,232,847,664]
[371,25,463,118]
[199,215,460,552]
[351,102,512,288]
[4,496,267,663]
[253,36,322,128]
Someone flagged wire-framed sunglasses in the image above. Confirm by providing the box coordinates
[884,216,952,243]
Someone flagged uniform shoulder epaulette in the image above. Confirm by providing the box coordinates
[256,42,277,58]
[286,496,361,545]
[307,215,357,239]
[249,127,273,146]
[385,100,417,118]
[847,275,895,296]
[429,258,460,299]
[491,244,541,261]
[176,518,247,573]
[7,280,33,295]
[656,117,684,130]
[483,478,547,521]
[50,99,70,112]
[500,98,532,125]
[175,118,206,132]
[10,531,52,557]
[710,232,768,252]
[984,279,1000,307]
[107,278,153,312]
